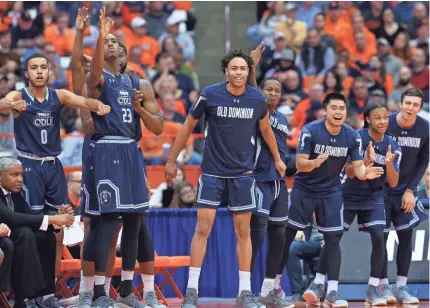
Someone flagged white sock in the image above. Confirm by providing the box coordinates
[80,276,95,293]
[274,274,282,290]
[142,274,155,293]
[42,294,54,301]
[55,278,57,284]
[80,270,83,280]
[380,278,389,285]
[238,271,251,295]
[187,267,201,292]
[121,270,134,281]
[95,275,105,286]
[327,280,338,293]
[396,276,407,287]
[368,277,379,287]
[314,273,326,285]
[260,278,275,297]
[104,277,112,295]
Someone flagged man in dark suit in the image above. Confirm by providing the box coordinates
[0,157,74,308]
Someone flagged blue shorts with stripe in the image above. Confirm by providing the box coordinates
[195,174,256,213]
[254,180,289,225]
[18,152,68,214]
[80,137,94,219]
[85,136,149,215]
[343,196,386,232]
[287,187,344,234]
[384,191,428,233]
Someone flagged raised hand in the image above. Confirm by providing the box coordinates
[250,41,265,66]
[76,7,89,31]
[99,7,114,36]
[366,141,375,162]
[385,145,397,164]
[365,163,384,180]
[313,154,329,168]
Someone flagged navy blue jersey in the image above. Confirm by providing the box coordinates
[343,128,402,204]
[129,75,142,142]
[294,119,363,195]
[14,87,62,156]
[254,110,289,182]
[385,113,429,194]
[189,82,268,177]
[92,70,137,140]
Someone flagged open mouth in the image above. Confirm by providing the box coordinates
[36,76,44,80]
[234,77,243,81]
[333,116,342,120]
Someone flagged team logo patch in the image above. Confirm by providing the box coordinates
[33,112,53,127]
[99,190,112,207]
[117,90,131,105]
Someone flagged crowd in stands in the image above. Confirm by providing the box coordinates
[249,1,429,177]
[0,1,429,211]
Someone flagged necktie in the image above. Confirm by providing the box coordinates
[5,193,14,212]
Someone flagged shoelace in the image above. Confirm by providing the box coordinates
[330,291,345,301]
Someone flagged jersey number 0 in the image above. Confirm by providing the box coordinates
[41,129,48,145]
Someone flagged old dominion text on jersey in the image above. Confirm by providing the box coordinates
[189,82,268,177]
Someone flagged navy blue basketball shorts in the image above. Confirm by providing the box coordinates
[384,192,428,233]
[18,152,69,214]
[80,138,95,219]
[254,180,289,225]
[86,137,149,215]
[195,173,256,213]
[287,187,344,234]
[343,197,386,232]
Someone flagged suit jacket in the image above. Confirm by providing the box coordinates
[0,188,45,231]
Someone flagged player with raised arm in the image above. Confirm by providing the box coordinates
[165,49,286,308]
[318,103,402,306]
[79,8,163,308]
[0,37,110,308]
[272,93,384,308]
[379,88,429,305]
[246,42,292,308]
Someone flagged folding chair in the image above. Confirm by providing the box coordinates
[56,246,81,297]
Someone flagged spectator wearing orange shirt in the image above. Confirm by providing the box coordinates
[125,17,159,68]
[324,1,349,46]
[292,82,323,129]
[160,92,186,124]
[392,31,414,66]
[44,12,75,56]
[335,62,354,97]
[110,9,133,41]
[347,31,377,65]
[340,12,376,55]
[140,120,202,166]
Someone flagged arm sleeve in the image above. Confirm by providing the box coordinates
[189,89,207,120]
[296,126,313,155]
[349,130,364,162]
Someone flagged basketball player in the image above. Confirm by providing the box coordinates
[274,93,384,308]
[80,8,163,307]
[0,49,110,308]
[249,77,293,308]
[380,88,429,305]
[165,49,286,308]
[317,103,401,306]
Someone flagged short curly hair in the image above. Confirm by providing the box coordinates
[220,49,254,73]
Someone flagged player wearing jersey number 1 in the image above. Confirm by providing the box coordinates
[275,93,384,308]
[165,49,286,308]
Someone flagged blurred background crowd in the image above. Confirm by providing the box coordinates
[0,1,428,211]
